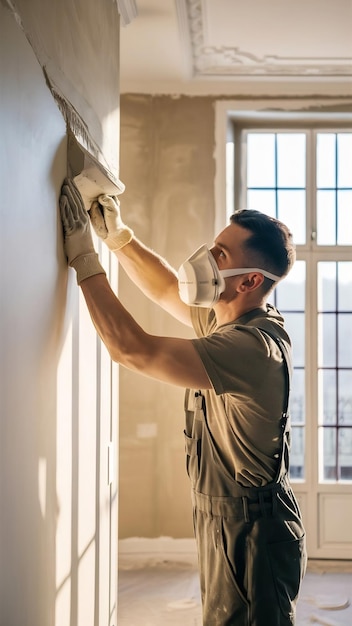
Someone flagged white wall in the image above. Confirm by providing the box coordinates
[0,5,66,623]
[0,5,118,625]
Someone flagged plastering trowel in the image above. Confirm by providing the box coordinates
[67,130,125,211]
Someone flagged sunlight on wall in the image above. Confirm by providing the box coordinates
[53,255,117,626]
[77,291,98,626]
[38,458,47,519]
[54,289,100,626]
[55,316,73,625]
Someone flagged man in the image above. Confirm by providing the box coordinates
[60,178,307,626]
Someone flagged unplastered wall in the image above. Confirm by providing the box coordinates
[119,90,352,541]
[118,95,216,538]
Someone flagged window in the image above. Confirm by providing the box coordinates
[232,122,352,483]
[318,261,352,480]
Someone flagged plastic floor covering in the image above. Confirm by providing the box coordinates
[118,540,352,626]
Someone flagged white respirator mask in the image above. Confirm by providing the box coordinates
[178,244,281,307]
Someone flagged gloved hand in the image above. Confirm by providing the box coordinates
[89,194,133,252]
[60,178,105,284]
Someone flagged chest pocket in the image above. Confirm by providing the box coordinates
[184,390,204,484]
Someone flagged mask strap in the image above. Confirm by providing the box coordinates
[220,267,281,282]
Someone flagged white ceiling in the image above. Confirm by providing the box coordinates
[119,0,352,96]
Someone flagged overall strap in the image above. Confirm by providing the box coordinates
[258,327,292,479]
[258,327,292,414]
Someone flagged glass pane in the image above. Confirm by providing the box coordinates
[338,262,352,311]
[246,190,276,216]
[318,259,352,483]
[276,261,305,311]
[337,190,352,245]
[317,133,336,188]
[283,313,305,368]
[291,369,305,424]
[322,427,337,480]
[277,133,306,188]
[339,428,352,479]
[318,369,337,425]
[337,133,352,188]
[317,190,336,245]
[318,262,336,311]
[318,313,336,368]
[290,426,305,479]
[277,190,306,245]
[338,371,352,425]
[247,133,275,187]
[338,314,352,367]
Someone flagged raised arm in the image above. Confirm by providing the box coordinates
[59,178,210,388]
[79,273,210,388]
[89,193,192,327]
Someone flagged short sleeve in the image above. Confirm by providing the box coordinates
[191,325,277,396]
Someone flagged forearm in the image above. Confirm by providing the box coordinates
[114,237,192,326]
[86,193,190,324]
[80,273,149,367]
[115,237,177,300]
[79,273,211,389]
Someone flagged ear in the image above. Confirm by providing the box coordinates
[238,273,265,293]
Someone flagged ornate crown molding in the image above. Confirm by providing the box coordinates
[179,0,352,78]
[115,0,138,27]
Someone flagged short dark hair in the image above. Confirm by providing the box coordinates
[230,209,296,292]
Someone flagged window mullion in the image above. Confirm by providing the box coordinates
[307,129,316,251]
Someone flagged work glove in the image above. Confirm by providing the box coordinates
[89,194,134,252]
[60,178,106,284]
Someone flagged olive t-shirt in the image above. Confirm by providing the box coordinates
[190,304,292,487]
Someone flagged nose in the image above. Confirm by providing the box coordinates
[209,247,221,269]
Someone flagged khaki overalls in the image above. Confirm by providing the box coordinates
[184,331,307,626]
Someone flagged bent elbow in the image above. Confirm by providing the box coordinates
[103,331,148,372]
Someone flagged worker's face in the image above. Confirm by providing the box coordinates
[178,223,270,307]
[210,223,250,273]
[210,224,254,301]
